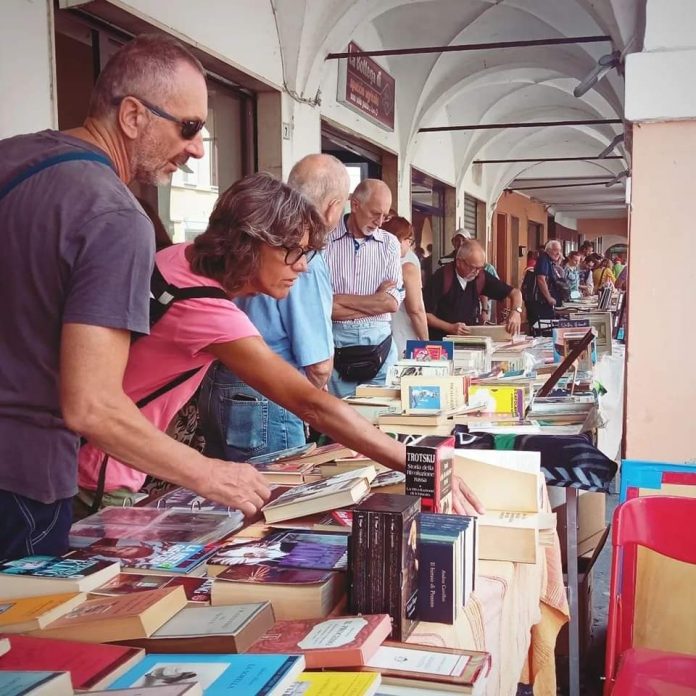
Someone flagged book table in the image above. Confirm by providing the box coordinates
[410,486,568,696]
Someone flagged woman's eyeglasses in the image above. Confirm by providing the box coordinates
[112,96,205,140]
[283,245,317,265]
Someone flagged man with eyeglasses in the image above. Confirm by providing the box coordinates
[198,154,351,460]
[324,179,403,398]
[0,34,271,560]
[424,240,523,339]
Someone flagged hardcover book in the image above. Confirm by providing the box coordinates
[247,614,391,668]
[107,653,305,696]
[0,592,85,633]
[405,435,454,514]
[284,671,381,695]
[0,555,120,599]
[210,566,346,621]
[29,586,187,643]
[261,467,376,524]
[0,670,73,696]
[118,602,275,655]
[0,634,145,690]
[68,539,217,576]
[350,494,421,642]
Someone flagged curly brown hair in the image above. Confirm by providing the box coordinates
[189,172,326,295]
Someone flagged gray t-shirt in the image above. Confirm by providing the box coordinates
[0,130,154,503]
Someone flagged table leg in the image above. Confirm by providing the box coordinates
[566,486,580,696]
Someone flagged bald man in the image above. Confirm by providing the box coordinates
[199,154,351,460]
[324,179,403,398]
[424,240,523,338]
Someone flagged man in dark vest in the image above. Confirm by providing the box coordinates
[424,239,523,339]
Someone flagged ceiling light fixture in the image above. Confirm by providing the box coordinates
[574,51,622,97]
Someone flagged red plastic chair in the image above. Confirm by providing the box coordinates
[604,496,696,695]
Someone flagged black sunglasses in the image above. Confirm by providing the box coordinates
[283,245,317,266]
[113,96,205,140]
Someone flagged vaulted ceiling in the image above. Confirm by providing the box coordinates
[276,0,644,221]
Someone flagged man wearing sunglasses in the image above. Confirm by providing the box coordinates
[0,34,271,560]
[198,154,351,460]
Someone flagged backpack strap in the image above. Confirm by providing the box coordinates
[88,365,204,514]
[0,151,112,203]
[442,262,455,295]
[89,262,230,514]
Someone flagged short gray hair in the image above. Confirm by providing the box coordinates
[288,154,350,208]
[352,178,391,204]
[545,239,562,252]
[88,33,205,119]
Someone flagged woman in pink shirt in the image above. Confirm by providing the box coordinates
[78,173,484,518]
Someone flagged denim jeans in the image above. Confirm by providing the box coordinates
[0,490,73,560]
[198,362,306,461]
[328,321,397,399]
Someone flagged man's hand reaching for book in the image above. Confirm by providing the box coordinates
[452,474,486,516]
[201,461,271,517]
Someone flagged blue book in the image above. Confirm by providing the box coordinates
[108,653,304,695]
[0,671,72,695]
[417,537,457,624]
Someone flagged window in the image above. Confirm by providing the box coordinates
[463,194,485,239]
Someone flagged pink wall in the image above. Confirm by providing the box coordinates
[576,218,628,240]
[625,120,696,462]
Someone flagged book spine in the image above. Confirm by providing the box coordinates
[417,539,455,624]
[385,512,402,639]
[368,510,384,614]
[350,509,370,614]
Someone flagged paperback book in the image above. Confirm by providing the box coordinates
[70,507,242,549]
[146,488,245,518]
[350,494,421,641]
[284,671,381,696]
[0,670,73,696]
[261,467,376,524]
[0,592,85,633]
[210,566,345,621]
[68,539,218,576]
[401,376,466,415]
[247,614,392,668]
[91,574,212,605]
[0,634,145,691]
[207,530,348,572]
[108,653,305,696]
[29,586,187,643]
[0,555,120,599]
[404,340,454,361]
[119,602,275,655]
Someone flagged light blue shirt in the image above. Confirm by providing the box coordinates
[234,254,334,369]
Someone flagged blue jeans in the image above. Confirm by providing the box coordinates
[328,321,397,399]
[0,490,73,560]
[198,363,306,461]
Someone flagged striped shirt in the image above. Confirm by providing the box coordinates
[324,214,403,324]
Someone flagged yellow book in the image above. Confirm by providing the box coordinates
[289,671,381,695]
[467,384,525,416]
[0,592,85,633]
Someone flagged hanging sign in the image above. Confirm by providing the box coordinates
[337,41,395,131]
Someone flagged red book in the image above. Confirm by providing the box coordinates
[0,633,144,690]
[246,614,392,668]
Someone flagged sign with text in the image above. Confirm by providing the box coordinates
[337,42,395,131]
